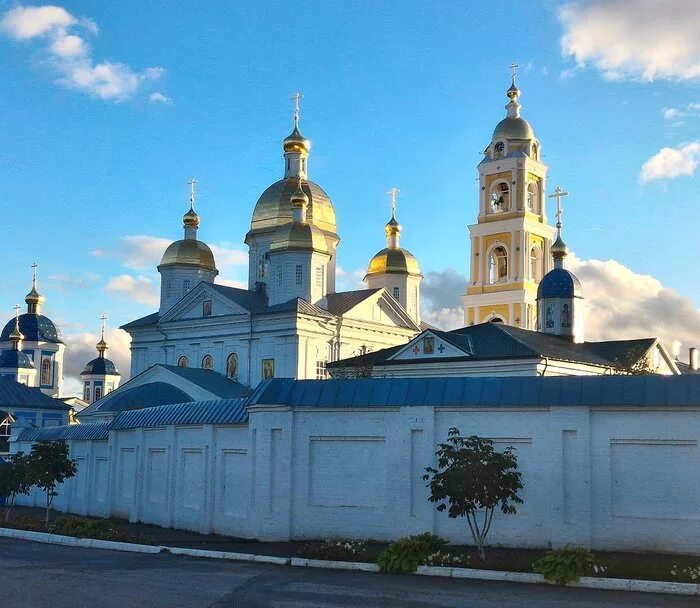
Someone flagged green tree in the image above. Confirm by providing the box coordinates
[612,346,654,375]
[28,441,77,527]
[422,428,523,561]
[0,452,33,522]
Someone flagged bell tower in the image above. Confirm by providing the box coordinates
[462,66,555,329]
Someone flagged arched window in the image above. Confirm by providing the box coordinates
[531,143,538,160]
[527,182,539,212]
[177,356,189,368]
[490,182,509,213]
[488,246,508,284]
[40,358,52,385]
[258,253,267,278]
[530,246,543,281]
[494,141,505,159]
[226,353,239,381]
[489,317,504,323]
[202,354,214,370]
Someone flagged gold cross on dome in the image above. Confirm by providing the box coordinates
[187,178,197,207]
[100,315,107,338]
[292,92,303,127]
[13,304,20,320]
[548,185,569,231]
[387,186,399,218]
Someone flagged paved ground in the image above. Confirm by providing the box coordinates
[2,538,696,608]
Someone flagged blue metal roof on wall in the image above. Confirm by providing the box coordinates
[247,375,700,408]
[0,377,70,410]
[110,398,248,430]
[18,422,110,442]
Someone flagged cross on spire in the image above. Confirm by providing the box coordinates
[548,185,569,235]
[292,92,303,128]
[13,304,20,322]
[100,315,107,339]
[510,61,518,82]
[187,178,197,208]
[31,262,38,288]
[387,187,399,218]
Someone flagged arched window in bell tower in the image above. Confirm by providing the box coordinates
[532,143,539,160]
[527,182,539,212]
[530,246,543,281]
[494,141,505,159]
[490,182,510,213]
[488,246,508,284]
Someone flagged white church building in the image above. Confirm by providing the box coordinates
[123,105,425,388]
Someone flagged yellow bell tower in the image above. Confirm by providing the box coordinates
[462,68,555,329]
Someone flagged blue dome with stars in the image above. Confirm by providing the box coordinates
[82,357,119,376]
[0,314,63,344]
[0,349,35,370]
[537,268,583,300]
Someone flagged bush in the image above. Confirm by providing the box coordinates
[533,547,597,585]
[377,534,449,574]
[300,539,369,562]
[52,516,112,538]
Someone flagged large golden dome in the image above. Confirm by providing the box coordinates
[365,247,421,278]
[269,221,328,254]
[492,116,534,141]
[247,178,337,239]
[159,239,216,270]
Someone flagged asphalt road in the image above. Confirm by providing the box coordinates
[1,538,695,608]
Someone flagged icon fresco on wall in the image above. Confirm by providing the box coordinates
[262,358,275,379]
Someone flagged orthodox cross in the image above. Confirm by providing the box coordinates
[510,61,518,82]
[187,178,197,208]
[548,185,569,234]
[292,92,303,128]
[387,186,399,218]
[31,261,38,287]
[13,304,20,322]
[100,315,107,339]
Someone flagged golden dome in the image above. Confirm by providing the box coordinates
[492,116,534,141]
[183,205,200,228]
[9,325,23,343]
[247,178,337,239]
[385,216,402,237]
[365,247,421,278]
[269,221,329,254]
[159,239,217,270]
[25,285,43,306]
[283,126,311,153]
[551,234,569,260]
[291,181,309,208]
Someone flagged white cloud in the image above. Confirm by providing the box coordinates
[420,269,465,330]
[559,0,700,81]
[117,235,172,270]
[209,244,248,268]
[1,4,165,101]
[640,141,700,182]
[62,327,132,396]
[336,266,366,292]
[149,91,171,104]
[105,274,158,306]
[215,277,247,289]
[567,254,700,357]
[662,103,700,121]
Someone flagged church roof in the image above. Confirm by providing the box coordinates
[0,349,34,370]
[209,284,269,313]
[80,381,195,417]
[18,422,111,442]
[111,398,247,431]
[327,322,659,371]
[324,289,381,316]
[158,365,249,398]
[537,268,583,299]
[0,377,70,411]
[265,297,334,318]
[248,375,700,409]
[0,314,63,344]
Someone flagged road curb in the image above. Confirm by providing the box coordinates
[2,526,698,596]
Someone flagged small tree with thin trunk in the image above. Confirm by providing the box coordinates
[0,452,33,522]
[28,440,77,527]
[422,428,523,561]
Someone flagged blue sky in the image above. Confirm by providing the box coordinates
[1,0,699,384]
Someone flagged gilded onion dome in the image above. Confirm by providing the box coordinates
[365,207,421,279]
[183,204,200,228]
[551,234,569,260]
[283,126,311,154]
[491,78,535,142]
[269,222,329,254]
[365,247,421,277]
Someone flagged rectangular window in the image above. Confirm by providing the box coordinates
[276,266,283,286]
[95,387,102,401]
[183,279,191,295]
[85,385,91,402]
[203,299,212,317]
[316,266,323,289]
[295,265,303,286]
[316,360,327,380]
[423,337,435,355]
[262,358,275,379]
[393,287,400,300]
[166,281,173,298]
[0,417,10,454]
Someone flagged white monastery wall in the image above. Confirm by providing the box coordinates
[14,403,700,555]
